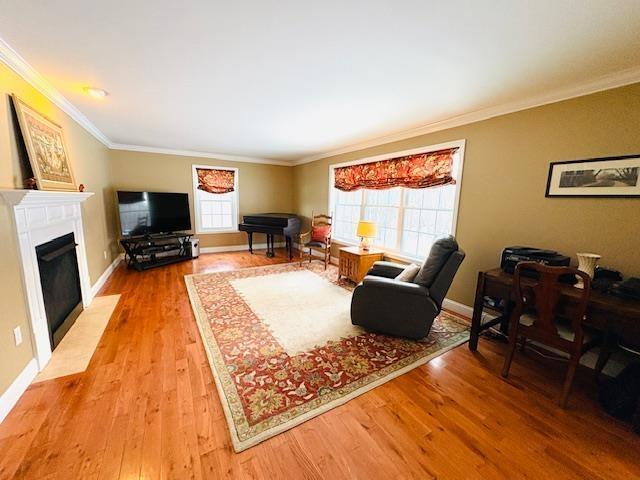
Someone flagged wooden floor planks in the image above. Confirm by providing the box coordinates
[0,248,638,479]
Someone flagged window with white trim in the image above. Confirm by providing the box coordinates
[330,144,463,261]
[192,165,239,233]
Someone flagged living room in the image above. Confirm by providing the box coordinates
[0,2,639,479]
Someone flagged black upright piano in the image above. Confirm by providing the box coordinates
[238,213,301,259]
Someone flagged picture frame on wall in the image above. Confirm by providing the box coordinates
[546,154,640,198]
[11,94,77,191]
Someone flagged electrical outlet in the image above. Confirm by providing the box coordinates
[103,250,108,260]
[13,326,22,346]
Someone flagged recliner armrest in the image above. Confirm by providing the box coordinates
[362,275,429,296]
[366,261,407,279]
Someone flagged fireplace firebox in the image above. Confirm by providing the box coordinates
[35,232,83,349]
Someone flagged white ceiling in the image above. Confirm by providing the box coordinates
[1,1,640,163]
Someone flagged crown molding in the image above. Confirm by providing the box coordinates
[0,36,290,166]
[291,66,640,166]
[3,34,640,168]
[0,36,112,147]
[109,143,292,166]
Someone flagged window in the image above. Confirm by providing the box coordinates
[192,165,239,233]
[330,142,464,261]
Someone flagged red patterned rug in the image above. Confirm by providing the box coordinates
[185,262,469,452]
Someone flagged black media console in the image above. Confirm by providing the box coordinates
[120,232,192,271]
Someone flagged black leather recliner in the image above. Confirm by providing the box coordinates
[350,237,465,339]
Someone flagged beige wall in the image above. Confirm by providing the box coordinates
[0,63,117,394]
[109,150,294,247]
[293,83,640,307]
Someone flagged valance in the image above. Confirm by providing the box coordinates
[196,168,235,194]
[334,147,458,192]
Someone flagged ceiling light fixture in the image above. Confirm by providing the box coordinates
[84,86,108,99]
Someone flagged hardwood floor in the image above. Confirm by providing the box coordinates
[1,249,638,479]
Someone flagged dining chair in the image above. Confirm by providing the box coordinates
[501,261,598,407]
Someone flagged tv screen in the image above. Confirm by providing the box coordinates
[117,191,191,236]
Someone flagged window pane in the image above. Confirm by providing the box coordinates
[403,209,420,232]
[404,189,422,208]
[422,188,440,209]
[439,185,456,210]
[402,230,418,256]
[435,211,453,235]
[419,210,437,234]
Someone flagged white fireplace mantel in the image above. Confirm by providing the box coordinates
[0,189,94,370]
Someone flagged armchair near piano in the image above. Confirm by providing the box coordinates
[299,212,333,269]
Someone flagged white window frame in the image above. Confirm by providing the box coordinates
[192,164,239,234]
[328,139,466,263]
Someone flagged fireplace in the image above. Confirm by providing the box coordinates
[0,189,94,370]
[36,232,83,349]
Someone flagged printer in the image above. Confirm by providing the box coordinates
[501,246,571,274]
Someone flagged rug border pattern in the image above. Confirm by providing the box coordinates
[184,263,470,452]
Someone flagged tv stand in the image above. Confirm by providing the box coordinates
[121,232,192,271]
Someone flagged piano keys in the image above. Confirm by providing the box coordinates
[238,213,301,259]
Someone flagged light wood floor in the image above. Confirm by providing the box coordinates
[1,249,638,479]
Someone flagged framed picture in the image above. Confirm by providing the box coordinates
[546,154,640,197]
[11,94,77,191]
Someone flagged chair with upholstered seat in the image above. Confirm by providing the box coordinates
[299,212,332,269]
[501,261,600,408]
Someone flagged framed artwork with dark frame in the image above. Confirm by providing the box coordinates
[545,154,640,198]
[11,94,77,191]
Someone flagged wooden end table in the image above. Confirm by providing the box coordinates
[338,246,385,284]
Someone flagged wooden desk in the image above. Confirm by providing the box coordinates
[338,246,385,284]
[469,268,640,355]
[472,268,640,432]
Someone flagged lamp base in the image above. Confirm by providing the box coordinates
[359,237,370,251]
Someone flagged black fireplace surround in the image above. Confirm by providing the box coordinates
[36,232,83,349]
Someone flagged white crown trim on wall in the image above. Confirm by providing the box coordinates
[3,35,640,168]
[0,37,112,147]
[291,66,640,165]
[109,143,291,166]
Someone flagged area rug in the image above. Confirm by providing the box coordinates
[185,262,469,452]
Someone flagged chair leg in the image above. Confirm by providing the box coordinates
[501,322,519,378]
[324,248,328,270]
[560,350,581,408]
[308,248,312,264]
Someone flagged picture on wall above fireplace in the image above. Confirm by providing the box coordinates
[546,154,640,197]
[11,94,77,191]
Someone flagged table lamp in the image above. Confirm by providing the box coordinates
[356,220,377,251]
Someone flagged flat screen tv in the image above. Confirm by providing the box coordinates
[117,191,191,237]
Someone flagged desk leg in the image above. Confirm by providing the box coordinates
[595,330,616,376]
[469,271,486,351]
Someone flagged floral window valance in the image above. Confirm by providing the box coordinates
[196,167,235,194]
[334,147,458,192]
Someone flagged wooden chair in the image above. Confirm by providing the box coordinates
[501,262,598,408]
[299,212,332,269]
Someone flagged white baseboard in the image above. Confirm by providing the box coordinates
[200,242,285,254]
[89,256,123,299]
[442,298,496,322]
[0,358,37,424]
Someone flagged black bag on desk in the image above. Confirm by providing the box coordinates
[598,363,640,420]
[610,278,640,301]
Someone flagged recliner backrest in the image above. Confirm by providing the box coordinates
[428,249,465,309]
